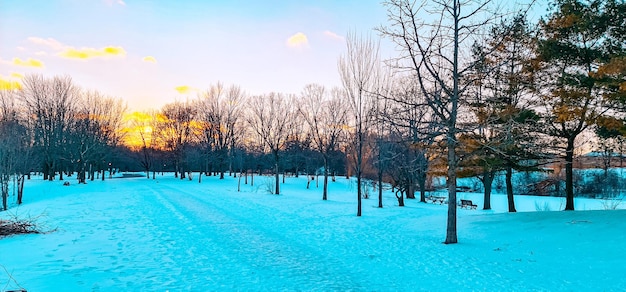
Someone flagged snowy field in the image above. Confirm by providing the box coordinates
[1,173,626,291]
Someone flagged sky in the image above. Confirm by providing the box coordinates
[0,0,388,110]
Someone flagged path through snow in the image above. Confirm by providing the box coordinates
[1,175,625,291]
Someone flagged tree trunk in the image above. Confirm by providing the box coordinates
[396,190,405,207]
[238,172,242,192]
[564,137,575,210]
[47,162,55,181]
[506,166,516,212]
[318,157,328,201]
[483,170,495,210]
[418,171,427,203]
[81,163,88,184]
[444,0,460,245]
[357,136,363,217]
[1,175,8,211]
[378,169,383,208]
[357,174,362,216]
[17,174,25,205]
[406,178,416,199]
[274,153,280,195]
[445,132,458,244]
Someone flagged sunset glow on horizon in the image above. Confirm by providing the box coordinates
[0,0,387,111]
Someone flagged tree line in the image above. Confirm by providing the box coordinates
[376,0,624,243]
[1,75,126,210]
[0,0,624,244]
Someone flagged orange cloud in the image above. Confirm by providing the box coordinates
[286,32,309,48]
[59,46,127,59]
[28,37,127,61]
[142,56,157,63]
[12,57,44,68]
[175,86,191,94]
[0,75,22,90]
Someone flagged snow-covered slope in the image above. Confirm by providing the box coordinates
[1,174,625,291]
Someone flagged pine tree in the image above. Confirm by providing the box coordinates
[533,0,626,210]
[464,15,542,212]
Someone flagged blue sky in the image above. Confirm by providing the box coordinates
[0,0,387,110]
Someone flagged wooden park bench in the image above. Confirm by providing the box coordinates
[427,196,447,205]
[460,199,477,210]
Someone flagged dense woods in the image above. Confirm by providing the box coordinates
[0,0,624,243]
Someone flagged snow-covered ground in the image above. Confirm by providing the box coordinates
[1,173,625,291]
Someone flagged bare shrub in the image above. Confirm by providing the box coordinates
[362,181,370,199]
[534,201,551,212]
[0,210,53,238]
[263,177,276,195]
[1,263,26,292]
[601,198,622,210]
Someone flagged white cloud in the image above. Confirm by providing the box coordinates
[323,30,344,42]
[103,0,126,6]
[28,37,66,51]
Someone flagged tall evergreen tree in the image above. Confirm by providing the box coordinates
[465,15,541,212]
[533,0,626,210]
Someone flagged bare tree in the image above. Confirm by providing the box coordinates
[381,77,436,203]
[70,90,126,183]
[197,83,244,180]
[20,74,78,181]
[379,0,505,243]
[247,93,294,195]
[339,32,381,216]
[0,89,32,210]
[125,111,160,179]
[157,101,199,179]
[299,84,348,200]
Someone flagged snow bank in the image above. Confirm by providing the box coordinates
[1,174,625,291]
